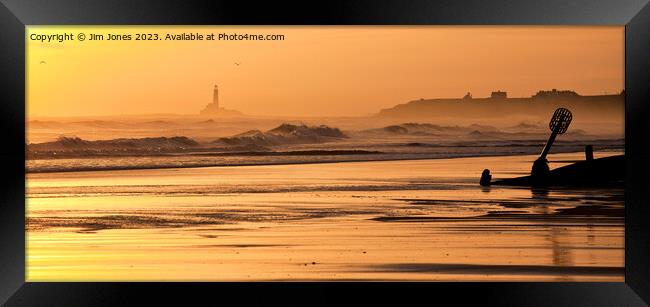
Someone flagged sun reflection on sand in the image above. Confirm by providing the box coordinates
[26,152,624,281]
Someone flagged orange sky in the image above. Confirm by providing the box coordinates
[27,26,624,118]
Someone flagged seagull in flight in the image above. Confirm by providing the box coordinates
[234,62,241,66]
[40,60,46,64]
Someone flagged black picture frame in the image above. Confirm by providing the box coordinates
[1,0,649,306]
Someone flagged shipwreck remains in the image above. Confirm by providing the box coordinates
[480,108,624,187]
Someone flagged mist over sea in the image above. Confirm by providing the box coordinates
[26,116,623,173]
[25,109,625,281]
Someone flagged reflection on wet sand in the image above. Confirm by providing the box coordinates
[532,189,573,279]
[27,152,624,281]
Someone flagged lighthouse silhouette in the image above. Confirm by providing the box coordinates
[212,85,219,109]
[200,84,242,116]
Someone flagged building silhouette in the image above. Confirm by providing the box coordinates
[491,91,507,99]
[532,89,579,99]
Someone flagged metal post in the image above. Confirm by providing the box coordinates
[539,129,559,161]
[531,109,572,178]
[585,145,594,161]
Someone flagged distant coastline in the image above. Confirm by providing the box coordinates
[377,89,624,120]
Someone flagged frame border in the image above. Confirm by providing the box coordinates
[1,0,649,305]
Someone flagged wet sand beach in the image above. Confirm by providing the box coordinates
[26,151,624,281]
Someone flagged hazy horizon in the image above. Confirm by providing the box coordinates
[28,26,624,118]
[26,26,625,282]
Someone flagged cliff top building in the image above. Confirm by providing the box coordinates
[532,89,580,99]
[491,91,507,99]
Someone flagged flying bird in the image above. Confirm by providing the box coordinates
[234,62,240,66]
[39,60,46,64]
